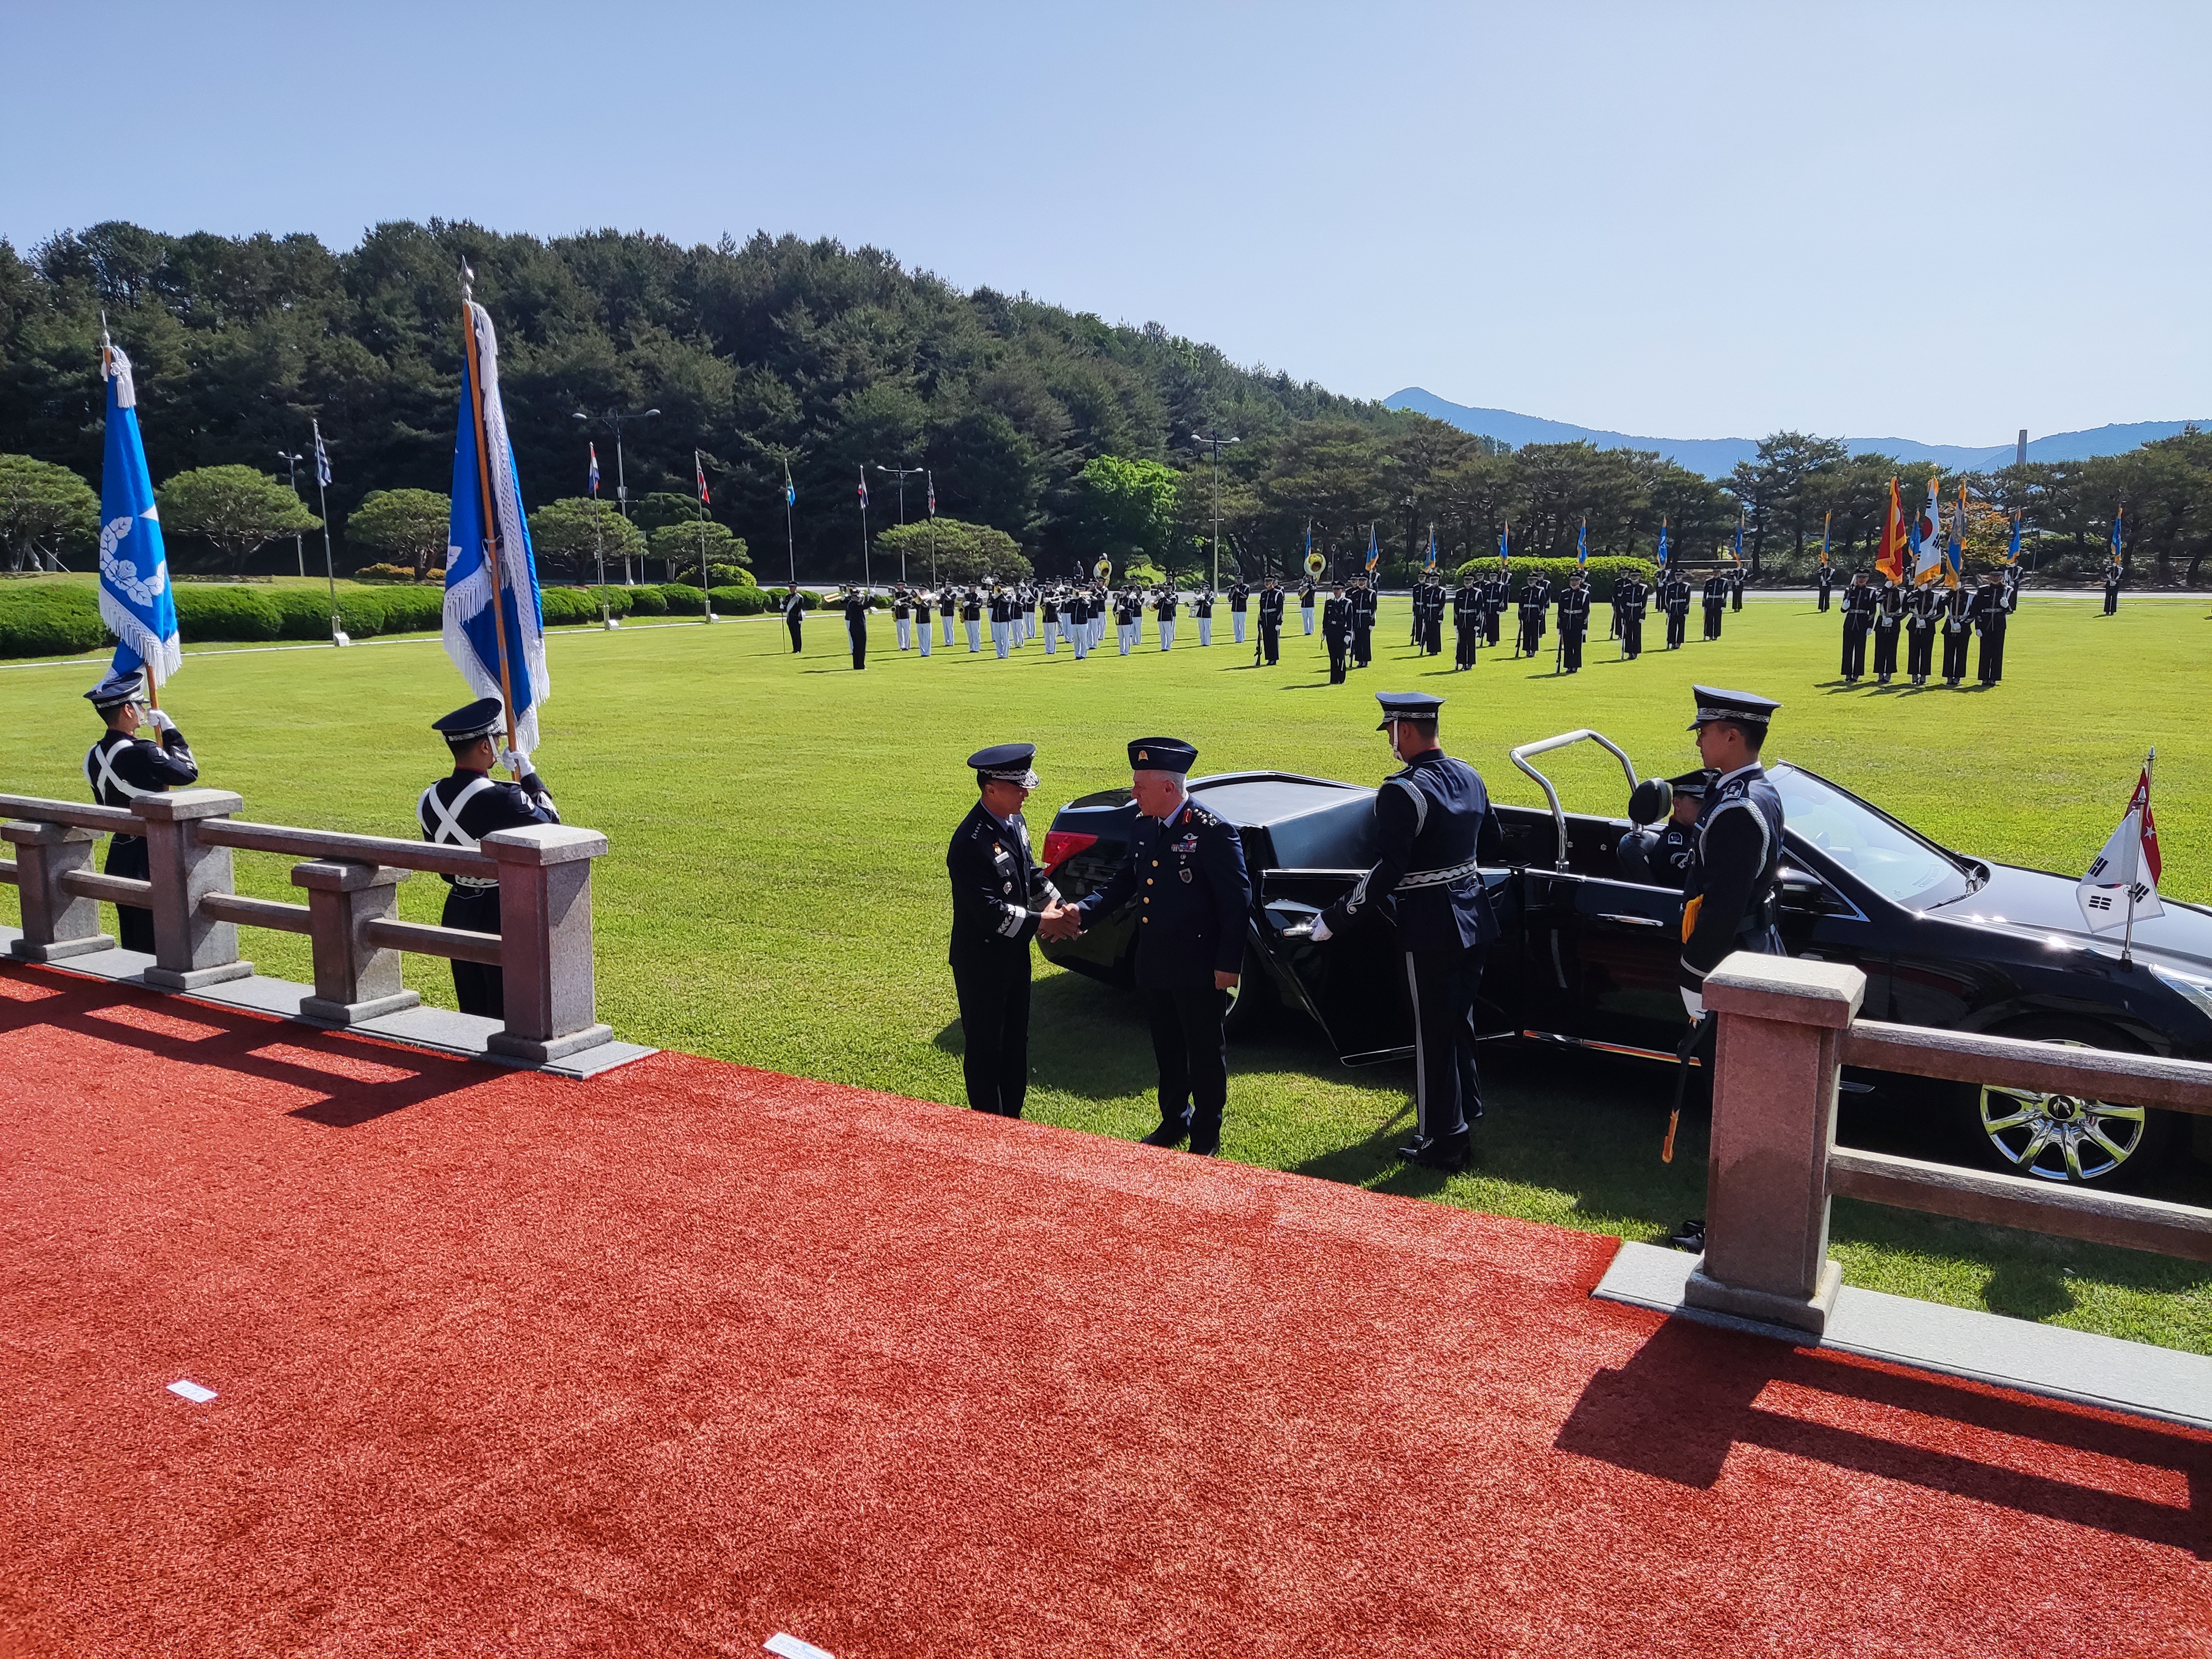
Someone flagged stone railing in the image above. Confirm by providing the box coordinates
[0,787,609,1065]
[1687,954,2212,1334]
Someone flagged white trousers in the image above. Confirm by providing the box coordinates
[1159,619,1175,650]
[942,613,954,645]
[966,619,982,651]
[1233,612,1247,643]
[1118,624,1135,655]
[896,617,912,650]
[1072,625,1088,659]
[1198,617,1212,646]
[1302,606,1315,634]
[993,621,1010,658]
[1044,624,1057,654]
[917,624,931,656]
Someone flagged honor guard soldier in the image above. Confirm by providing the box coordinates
[1615,770,1708,889]
[1350,575,1375,666]
[1322,582,1353,683]
[1839,570,1875,681]
[843,585,870,669]
[783,586,806,653]
[1257,577,1285,665]
[1817,562,1835,612]
[2002,560,2023,613]
[1421,578,1445,656]
[1970,569,2008,684]
[1228,577,1250,645]
[1905,579,1939,685]
[1514,574,1543,657]
[83,667,199,954]
[1452,572,1480,670]
[1729,560,1745,612]
[1939,576,1973,685]
[2103,560,2122,615]
[420,699,560,1019]
[947,744,1065,1118]
[1871,575,1903,684]
[1556,569,1591,674]
[1618,570,1648,659]
[1310,692,1503,1175]
[1661,566,1692,649]
[1700,568,1728,639]
[1678,687,1787,1020]
[1068,738,1251,1155]
[1482,564,1508,647]
[914,586,935,656]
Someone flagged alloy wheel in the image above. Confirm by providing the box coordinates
[1977,1039,2147,1183]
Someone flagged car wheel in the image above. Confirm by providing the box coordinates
[1966,1023,2178,1187]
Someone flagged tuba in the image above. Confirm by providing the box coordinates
[1093,556,1113,582]
[1303,550,1326,577]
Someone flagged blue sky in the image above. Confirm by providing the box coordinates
[6,1,2205,443]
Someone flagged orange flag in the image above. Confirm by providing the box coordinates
[1875,476,1908,582]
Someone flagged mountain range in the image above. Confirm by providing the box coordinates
[1384,388,2205,479]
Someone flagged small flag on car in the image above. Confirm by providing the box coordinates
[2077,752,2162,932]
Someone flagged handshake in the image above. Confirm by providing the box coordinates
[1036,902,1085,943]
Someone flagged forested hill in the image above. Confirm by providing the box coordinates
[0,221,1397,578]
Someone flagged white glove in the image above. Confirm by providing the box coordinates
[142,707,176,734]
[1681,986,1704,1020]
[499,748,531,776]
[1309,916,1333,942]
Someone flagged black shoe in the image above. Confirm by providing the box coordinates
[1140,1119,1191,1149]
[1396,1135,1470,1174]
[1187,1138,1219,1157]
[1666,1218,1705,1252]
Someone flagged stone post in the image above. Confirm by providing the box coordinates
[482,824,611,1063]
[293,860,420,1025]
[4,820,114,961]
[1683,953,1867,1335]
[131,789,252,992]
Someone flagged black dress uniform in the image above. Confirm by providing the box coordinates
[844,589,869,669]
[1074,739,1251,1155]
[946,744,1060,1118]
[1322,588,1353,683]
[1314,693,1503,1173]
[1351,580,1375,666]
[1839,575,1875,681]
[1452,580,1480,669]
[1871,579,1903,682]
[1662,573,1692,649]
[784,588,805,651]
[1421,581,1444,655]
[1940,582,1973,684]
[1679,687,1787,1018]
[1905,583,1939,684]
[1817,565,1834,612]
[1515,579,1544,656]
[419,698,561,1019]
[1615,771,1709,889]
[1701,572,1728,639]
[1970,575,2007,684]
[1481,570,1507,646]
[1257,582,1285,664]
[1556,577,1590,673]
[1729,565,1745,612]
[82,669,199,954]
[1228,579,1250,645]
[2104,565,2122,615]
[1618,575,1647,659]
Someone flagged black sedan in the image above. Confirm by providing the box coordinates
[1037,731,2212,1187]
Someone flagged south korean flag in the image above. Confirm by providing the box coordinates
[2077,755,2163,932]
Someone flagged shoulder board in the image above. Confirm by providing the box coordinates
[1186,805,1222,829]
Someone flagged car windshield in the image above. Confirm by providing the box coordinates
[1768,763,1972,909]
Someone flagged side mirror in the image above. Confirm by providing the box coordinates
[1627,777,1674,827]
[1776,867,1834,912]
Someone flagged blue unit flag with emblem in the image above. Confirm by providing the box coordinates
[96,330,181,686]
[445,296,551,754]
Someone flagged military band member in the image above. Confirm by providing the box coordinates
[961,586,984,652]
[1871,575,1903,684]
[1678,686,1787,1020]
[1115,587,1139,655]
[1155,585,1178,650]
[1311,692,1503,1174]
[1452,573,1480,670]
[1194,587,1214,646]
[419,698,560,1018]
[844,585,870,670]
[1067,738,1250,1155]
[1227,577,1250,645]
[1970,568,2008,684]
[1258,577,1285,665]
[783,586,806,653]
[941,585,957,647]
[1040,587,1059,655]
[1299,576,1317,635]
[1700,569,1728,639]
[82,669,199,954]
[947,744,1065,1119]
[1322,582,1352,684]
[1615,770,1708,889]
[1905,580,1939,685]
[893,586,912,651]
[1940,577,1973,685]
[1661,568,1692,649]
[1067,585,1092,660]
[2103,561,2122,615]
[989,584,1011,658]
[1618,571,1648,659]
[1817,562,1835,612]
[1839,570,1874,682]
[1556,569,1591,674]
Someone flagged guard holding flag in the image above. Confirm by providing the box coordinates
[420,700,560,1018]
[84,670,199,953]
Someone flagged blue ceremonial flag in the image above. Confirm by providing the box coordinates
[2005,510,2021,565]
[445,294,550,754]
[2109,507,2124,567]
[1655,519,1670,567]
[96,331,181,686]
[786,462,797,508]
[1422,525,1437,573]
[1732,514,1744,563]
[1575,519,1588,566]
[1498,522,1511,566]
[1364,523,1379,572]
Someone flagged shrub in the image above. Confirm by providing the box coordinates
[172,585,283,642]
[0,584,106,656]
[1449,554,1656,600]
[708,585,767,615]
[353,561,446,584]
[659,582,707,616]
[586,585,633,618]
[271,587,340,639]
[706,562,755,587]
[535,587,594,625]
[622,583,667,617]
[371,585,442,634]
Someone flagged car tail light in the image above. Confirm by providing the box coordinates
[1042,830,1098,870]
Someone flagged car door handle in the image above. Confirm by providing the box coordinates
[1589,912,1669,927]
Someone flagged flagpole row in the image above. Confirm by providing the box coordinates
[458,273,520,768]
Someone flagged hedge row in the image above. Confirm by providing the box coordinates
[1448,555,1657,600]
[0,579,776,658]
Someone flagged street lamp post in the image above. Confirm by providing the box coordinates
[1187,427,1239,592]
[573,407,660,582]
[275,450,305,577]
[874,462,924,583]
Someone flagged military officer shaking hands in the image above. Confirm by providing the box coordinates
[947,744,1071,1118]
[1056,738,1250,1156]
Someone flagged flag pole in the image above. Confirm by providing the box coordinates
[102,324,160,717]
[2123,747,2153,969]
[458,264,520,769]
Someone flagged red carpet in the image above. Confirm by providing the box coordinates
[1,963,2205,1658]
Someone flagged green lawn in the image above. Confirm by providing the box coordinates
[4,591,2208,1353]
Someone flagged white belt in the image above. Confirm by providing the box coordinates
[1397,859,1483,889]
